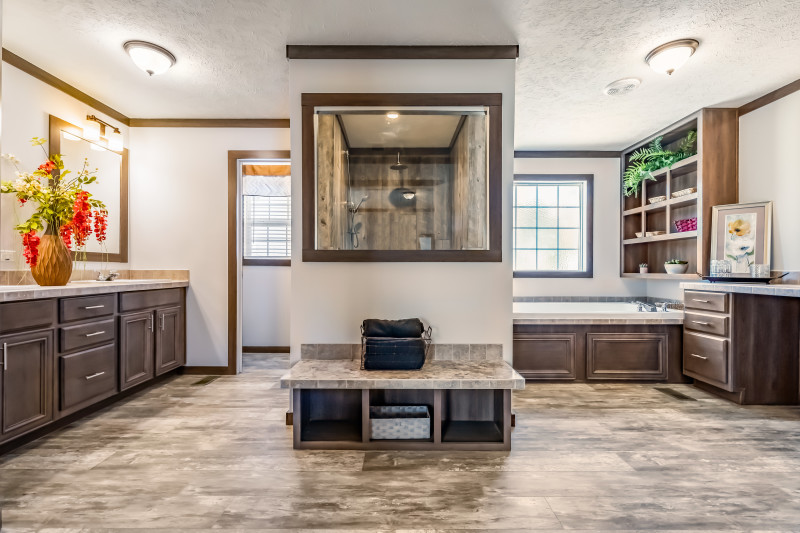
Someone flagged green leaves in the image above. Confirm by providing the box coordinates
[623,131,698,197]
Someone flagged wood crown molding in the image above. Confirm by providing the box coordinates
[286,45,519,60]
[738,78,800,117]
[514,150,621,158]
[2,49,289,128]
[3,48,131,126]
[129,118,290,128]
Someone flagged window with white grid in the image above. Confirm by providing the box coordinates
[242,162,291,259]
[513,175,593,277]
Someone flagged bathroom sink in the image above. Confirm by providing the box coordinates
[70,279,170,284]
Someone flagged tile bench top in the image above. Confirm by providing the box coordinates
[280,359,525,390]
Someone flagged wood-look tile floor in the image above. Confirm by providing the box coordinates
[2,354,800,531]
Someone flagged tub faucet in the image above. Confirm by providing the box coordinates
[634,301,656,312]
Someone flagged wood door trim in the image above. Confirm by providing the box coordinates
[242,346,290,353]
[738,78,800,116]
[286,45,519,60]
[228,150,292,375]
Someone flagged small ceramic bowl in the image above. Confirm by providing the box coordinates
[664,262,689,275]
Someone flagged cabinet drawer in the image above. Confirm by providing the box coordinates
[59,294,115,323]
[684,312,728,337]
[119,288,181,312]
[0,299,56,334]
[684,291,728,313]
[59,344,117,413]
[683,332,729,387]
[60,319,116,353]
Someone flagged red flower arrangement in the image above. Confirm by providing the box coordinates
[2,137,107,268]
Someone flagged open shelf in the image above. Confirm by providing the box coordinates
[301,420,362,442]
[621,273,700,280]
[623,231,697,245]
[619,109,737,279]
[299,389,363,442]
[442,421,503,443]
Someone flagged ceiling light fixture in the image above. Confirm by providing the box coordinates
[645,39,699,75]
[123,40,176,76]
[386,112,399,119]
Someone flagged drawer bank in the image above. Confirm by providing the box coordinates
[0,283,187,453]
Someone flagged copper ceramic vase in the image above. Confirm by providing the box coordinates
[31,224,72,286]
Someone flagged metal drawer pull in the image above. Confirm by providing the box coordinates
[692,299,710,303]
[690,353,708,360]
[83,305,105,310]
[85,331,106,337]
[692,321,712,326]
[85,371,106,380]
[1,342,6,368]
[148,315,154,332]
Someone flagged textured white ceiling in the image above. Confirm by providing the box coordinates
[4,0,800,150]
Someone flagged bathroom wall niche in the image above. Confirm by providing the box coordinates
[302,93,502,262]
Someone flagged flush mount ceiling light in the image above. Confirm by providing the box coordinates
[604,77,641,96]
[645,39,699,75]
[123,40,176,76]
[386,112,399,119]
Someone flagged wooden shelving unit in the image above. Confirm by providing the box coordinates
[620,109,738,279]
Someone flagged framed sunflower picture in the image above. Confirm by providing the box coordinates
[710,201,772,274]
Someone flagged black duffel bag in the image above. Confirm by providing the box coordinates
[361,318,424,338]
[362,337,427,371]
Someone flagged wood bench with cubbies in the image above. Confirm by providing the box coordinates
[281,359,524,450]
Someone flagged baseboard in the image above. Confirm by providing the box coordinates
[243,346,290,354]
[181,365,236,375]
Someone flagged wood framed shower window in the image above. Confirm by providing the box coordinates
[301,93,503,262]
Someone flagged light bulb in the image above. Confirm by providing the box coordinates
[83,120,101,141]
[402,190,416,200]
[107,130,123,152]
[386,112,399,119]
[123,40,176,76]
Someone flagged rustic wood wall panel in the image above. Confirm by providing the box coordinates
[450,115,488,250]
[316,115,347,249]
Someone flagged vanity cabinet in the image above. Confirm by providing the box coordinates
[0,286,186,452]
[0,330,54,443]
[682,290,800,404]
[513,324,684,383]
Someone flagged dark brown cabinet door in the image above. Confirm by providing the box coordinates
[155,306,184,375]
[0,329,54,442]
[119,312,155,391]
[513,334,577,380]
[586,333,668,380]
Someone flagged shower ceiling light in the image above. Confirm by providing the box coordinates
[402,190,416,200]
[645,39,699,75]
[123,40,176,76]
[386,112,399,119]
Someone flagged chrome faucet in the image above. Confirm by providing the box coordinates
[97,271,120,282]
[634,301,656,312]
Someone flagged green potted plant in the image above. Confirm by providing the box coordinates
[664,258,689,275]
[623,131,697,197]
[639,262,649,274]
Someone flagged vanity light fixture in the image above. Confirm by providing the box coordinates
[84,115,123,151]
[123,40,176,76]
[645,39,699,75]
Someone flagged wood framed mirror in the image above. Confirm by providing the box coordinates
[302,93,502,262]
[49,115,129,263]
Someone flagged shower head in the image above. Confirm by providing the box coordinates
[350,194,368,213]
[390,152,408,171]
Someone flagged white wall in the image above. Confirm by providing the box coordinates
[739,90,800,271]
[129,127,290,367]
[289,59,515,362]
[0,63,129,269]
[242,265,290,347]
[512,157,646,298]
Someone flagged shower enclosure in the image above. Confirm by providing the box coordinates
[313,103,493,253]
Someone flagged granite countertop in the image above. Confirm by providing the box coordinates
[280,359,526,390]
[681,281,800,298]
[513,302,684,325]
[0,279,189,302]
